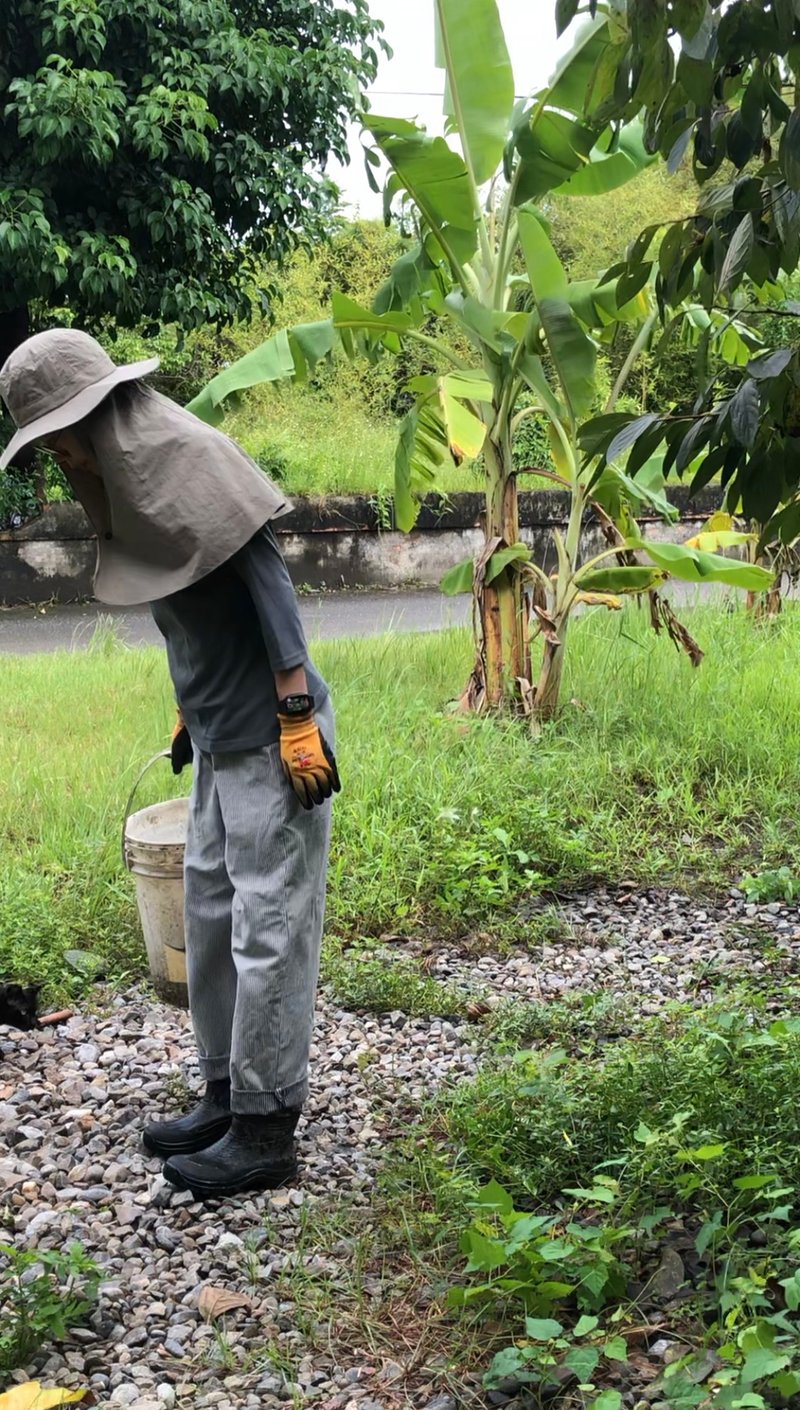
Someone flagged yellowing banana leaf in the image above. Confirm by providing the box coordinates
[0,1385,88,1410]
[438,389,487,459]
[702,511,736,532]
[683,529,756,551]
[574,590,623,609]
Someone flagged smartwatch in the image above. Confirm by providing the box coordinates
[278,693,314,716]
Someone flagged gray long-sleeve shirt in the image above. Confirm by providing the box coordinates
[149,524,328,753]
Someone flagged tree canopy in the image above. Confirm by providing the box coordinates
[0,0,384,335]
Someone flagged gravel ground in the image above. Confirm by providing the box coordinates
[1,989,478,1410]
[1,885,798,1408]
[424,885,800,1012]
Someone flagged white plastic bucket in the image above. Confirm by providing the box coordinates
[123,754,189,1008]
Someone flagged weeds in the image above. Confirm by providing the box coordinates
[322,943,471,1018]
[740,866,800,904]
[0,1242,100,1374]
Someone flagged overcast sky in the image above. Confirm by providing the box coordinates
[329,0,566,214]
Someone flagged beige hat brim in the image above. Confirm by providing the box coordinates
[0,356,160,470]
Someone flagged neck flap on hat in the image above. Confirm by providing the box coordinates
[77,385,290,606]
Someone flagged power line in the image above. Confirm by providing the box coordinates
[368,88,530,99]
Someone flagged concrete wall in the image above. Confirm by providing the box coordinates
[0,488,722,605]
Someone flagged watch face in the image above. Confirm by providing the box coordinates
[285,694,313,714]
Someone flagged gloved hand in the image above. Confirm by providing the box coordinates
[278,706,341,810]
[171,708,193,776]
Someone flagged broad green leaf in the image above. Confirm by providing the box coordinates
[729,379,760,448]
[187,326,300,422]
[565,1345,600,1382]
[562,1184,618,1203]
[518,350,567,427]
[435,0,514,186]
[289,321,340,379]
[461,1228,508,1271]
[574,1315,600,1337]
[475,1179,514,1215]
[444,291,522,350]
[486,544,531,583]
[518,207,568,299]
[440,558,474,595]
[773,1371,800,1397]
[603,1336,628,1362]
[569,276,650,327]
[366,116,478,270]
[719,212,754,294]
[606,413,660,463]
[514,110,596,204]
[331,291,412,336]
[631,539,773,590]
[555,121,654,197]
[741,1347,790,1382]
[544,16,613,118]
[519,209,595,420]
[524,1317,563,1340]
[677,1143,729,1161]
[747,347,793,379]
[591,1393,622,1410]
[578,566,667,594]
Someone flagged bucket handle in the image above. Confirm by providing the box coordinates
[121,750,172,871]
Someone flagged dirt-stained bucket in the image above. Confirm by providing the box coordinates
[123,754,189,1008]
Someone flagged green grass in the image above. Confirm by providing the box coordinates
[3,604,800,996]
[439,1001,800,1206]
[323,942,472,1018]
[227,381,485,501]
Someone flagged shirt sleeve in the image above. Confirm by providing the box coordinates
[230,524,309,674]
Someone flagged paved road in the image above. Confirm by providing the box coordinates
[0,589,472,654]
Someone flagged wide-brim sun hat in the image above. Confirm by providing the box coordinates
[0,327,159,470]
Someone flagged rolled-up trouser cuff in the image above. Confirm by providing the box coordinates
[198,1055,232,1081]
[231,1080,307,1115]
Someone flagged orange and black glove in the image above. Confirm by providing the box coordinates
[278,695,341,810]
[170,708,193,776]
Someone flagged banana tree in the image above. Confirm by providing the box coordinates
[189,0,772,721]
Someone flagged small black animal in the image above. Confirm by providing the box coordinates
[0,982,43,1030]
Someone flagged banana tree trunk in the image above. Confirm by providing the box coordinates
[473,435,530,708]
[530,477,584,724]
[533,627,567,723]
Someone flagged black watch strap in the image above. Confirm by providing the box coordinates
[278,692,314,716]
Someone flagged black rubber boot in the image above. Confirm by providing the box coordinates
[162,1110,300,1199]
[142,1078,232,1157]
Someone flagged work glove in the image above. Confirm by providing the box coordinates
[278,702,341,810]
[171,708,193,776]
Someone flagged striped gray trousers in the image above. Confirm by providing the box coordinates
[183,697,334,1115]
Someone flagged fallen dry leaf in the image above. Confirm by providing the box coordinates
[0,1385,88,1410]
[197,1285,251,1321]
